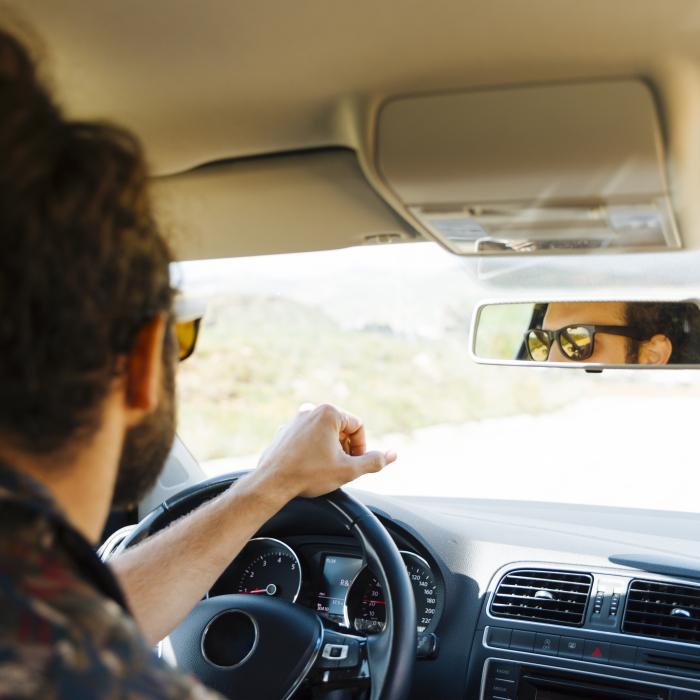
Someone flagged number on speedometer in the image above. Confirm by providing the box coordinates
[347,551,443,634]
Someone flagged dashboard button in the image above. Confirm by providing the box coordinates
[491,663,517,682]
[510,630,535,652]
[487,627,512,649]
[486,662,519,700]
[559,636,584,659]
[583,640,610,662]
[610,644,637,667]
[336,643,361,669]
[535,633,560,655]
[490,679,516,699]
[416,632,438,659]
[317,651,339,669]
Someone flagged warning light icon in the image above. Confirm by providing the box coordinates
[591,647,603,658]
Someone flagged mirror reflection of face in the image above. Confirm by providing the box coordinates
[542,302,629,364]
[541,302,672,365]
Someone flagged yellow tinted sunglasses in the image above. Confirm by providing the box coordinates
[174,317,201,362]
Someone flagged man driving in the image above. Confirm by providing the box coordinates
[0,29,395,698]
[524,301,700,365]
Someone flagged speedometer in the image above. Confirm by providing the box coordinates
[211,537,302,603]
[346,551,444,634]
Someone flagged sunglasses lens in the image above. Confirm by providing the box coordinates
[559,325,593,360]
[175,318,201,362]
[526,330,550,361]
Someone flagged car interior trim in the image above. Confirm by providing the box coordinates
[480,657,700,699]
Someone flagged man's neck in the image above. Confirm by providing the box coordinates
[0,403,125,545]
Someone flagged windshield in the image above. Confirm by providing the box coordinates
[177,242,700,512]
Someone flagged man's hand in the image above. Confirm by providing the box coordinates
[110,406,396,643]
[113,403,393,644]
[255,404,397,499]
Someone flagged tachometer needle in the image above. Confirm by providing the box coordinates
[245,583,278,596]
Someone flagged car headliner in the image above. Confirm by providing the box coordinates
[11,1,700,269]
[14,0,700,174]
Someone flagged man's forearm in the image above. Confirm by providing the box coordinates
[110,404,394,645]
[110,469,295,645]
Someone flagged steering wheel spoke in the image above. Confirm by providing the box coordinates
[308,626,371,691]
[122,480,415,700]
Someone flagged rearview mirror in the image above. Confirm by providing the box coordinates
[471,301,700,368]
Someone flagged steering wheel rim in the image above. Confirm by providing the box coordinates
[121,477,416,700]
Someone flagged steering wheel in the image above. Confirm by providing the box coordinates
[121,477,416,700]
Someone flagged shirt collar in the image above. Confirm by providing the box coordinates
[0,460,64,518]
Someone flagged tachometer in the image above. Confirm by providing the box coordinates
[347,551,443,634]
[211,537,302,603]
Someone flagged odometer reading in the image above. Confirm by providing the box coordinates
[347,552,443,634]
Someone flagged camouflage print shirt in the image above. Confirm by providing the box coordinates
[0,464,223,699]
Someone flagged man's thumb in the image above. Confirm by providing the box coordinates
[352,450,397,475]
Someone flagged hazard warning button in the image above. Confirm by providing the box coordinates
[583,640,610,662]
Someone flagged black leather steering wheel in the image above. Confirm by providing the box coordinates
[121,477,416,700]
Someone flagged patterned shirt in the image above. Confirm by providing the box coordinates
[0,464,221,699]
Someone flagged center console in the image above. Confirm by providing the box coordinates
[483,658,694,699]
[468,564,700,699]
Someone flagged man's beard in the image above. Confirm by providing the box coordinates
[112,353,176,510]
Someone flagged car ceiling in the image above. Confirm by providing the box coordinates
[11,1,700,263]
[14,0,700,175]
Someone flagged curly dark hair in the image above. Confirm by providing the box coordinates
[625,302,700,364]
[0,29,173,454]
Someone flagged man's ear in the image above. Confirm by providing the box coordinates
[124,314,168,426]
[638,334,673,365]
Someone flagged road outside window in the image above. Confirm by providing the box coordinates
[177,243,700,512]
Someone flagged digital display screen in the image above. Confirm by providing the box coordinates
[315,555,363,624]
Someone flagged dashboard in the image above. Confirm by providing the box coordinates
[132,472,700,699]
[208,535,445,640]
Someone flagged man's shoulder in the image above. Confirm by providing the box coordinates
[0,630,219,699]
[0,507,112,627]
[0,515,221,699]
[0,580,221,699]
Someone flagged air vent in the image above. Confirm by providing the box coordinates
[623,579,700,644]
[490,569,592,626]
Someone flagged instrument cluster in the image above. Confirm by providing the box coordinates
[209,537,445,635]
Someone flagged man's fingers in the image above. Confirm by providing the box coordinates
[337,410,363,436]
[339,428,366,456]
[311,404,367,456]
[300,402,393,471]
[336,411,366,455]
[349,450,397,476]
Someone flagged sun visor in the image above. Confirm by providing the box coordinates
[371,81,680,255]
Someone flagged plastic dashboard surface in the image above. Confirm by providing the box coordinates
[138,472,700,699]
[348,491,700,699]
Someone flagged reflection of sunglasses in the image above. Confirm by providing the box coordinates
[174,318,202,362]
[525,324,647,361]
